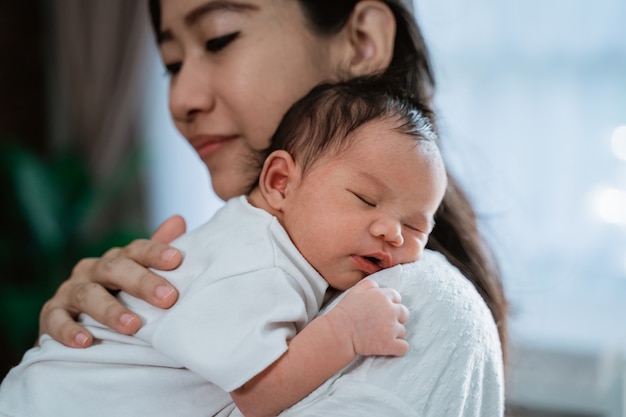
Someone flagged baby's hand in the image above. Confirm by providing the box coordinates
[329,279,409,357]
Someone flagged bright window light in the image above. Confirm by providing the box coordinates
[610,125,626,160]
[590,186,626,225]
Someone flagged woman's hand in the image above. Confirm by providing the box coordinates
[38,215,186,348]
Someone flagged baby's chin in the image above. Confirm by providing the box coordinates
[326,271,368,292]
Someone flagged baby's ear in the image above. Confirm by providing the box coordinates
[258,150,298,211]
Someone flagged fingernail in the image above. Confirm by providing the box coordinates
[120,313,137,328]
[155,285,175,300]
[161,248,178,261]
[74,333,89,347]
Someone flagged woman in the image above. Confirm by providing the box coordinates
[39,0,507,414]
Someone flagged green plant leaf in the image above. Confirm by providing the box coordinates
[8,146,65,256]
[0,284,50,353]
[0,140,149,359]
[79,146,144,236]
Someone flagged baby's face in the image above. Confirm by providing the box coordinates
[281,118,447,290]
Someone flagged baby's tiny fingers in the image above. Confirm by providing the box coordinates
[389,339,410,357]
[357,278,379,290]
[396,303,410,324]
[380,288,402,304]
[396,322,406,340]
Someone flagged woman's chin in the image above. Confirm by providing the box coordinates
[210,174,250,201]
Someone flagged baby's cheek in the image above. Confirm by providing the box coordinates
[414,245,425,261]
[405,237,426,263]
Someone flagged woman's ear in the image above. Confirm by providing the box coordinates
[258,150,299,211]
[345,1,396,76]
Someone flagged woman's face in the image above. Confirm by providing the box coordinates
[158,0,346,199]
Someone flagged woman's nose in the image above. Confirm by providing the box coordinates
[370,216,404,247]
[169,60,216,123]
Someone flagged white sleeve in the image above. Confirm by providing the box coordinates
[274,251,505,417]
[151,267,309,392]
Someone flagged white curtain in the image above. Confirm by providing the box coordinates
[49,0,151,180]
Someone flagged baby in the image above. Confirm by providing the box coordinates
[0,76,447,417]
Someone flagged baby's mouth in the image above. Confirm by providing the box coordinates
[350,255,382,275]
[364,256,382,268]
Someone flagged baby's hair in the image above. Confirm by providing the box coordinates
[248,74,439,192]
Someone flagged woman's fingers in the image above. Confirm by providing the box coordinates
[39,297,94,348]
[115,238,183,273]
[71,282,142,334]
[88,252,179,308]
[151,214,187,244]
[94,239,182,308]
[39,276,142,346]
[38,230,186,348]
[38,216,187,348]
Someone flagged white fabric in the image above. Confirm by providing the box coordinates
[290,251,504,416]
[0,196,328,417]
[0,197,504,417]
[230,251,505,417]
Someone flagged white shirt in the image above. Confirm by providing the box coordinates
[0,197,328,417]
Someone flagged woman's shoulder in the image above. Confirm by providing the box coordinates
[377,250,489,314]
[393,250,495,328]
[278,250,505,417]
[355,250,504,415]
[374,249,501,352]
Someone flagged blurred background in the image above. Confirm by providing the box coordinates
[0,0,625,415]
[0,0,151,377]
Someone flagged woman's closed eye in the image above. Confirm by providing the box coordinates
[206,31,240,52]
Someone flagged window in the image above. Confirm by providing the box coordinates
[415,0,626,412]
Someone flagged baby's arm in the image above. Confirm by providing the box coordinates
[230,278,409,417]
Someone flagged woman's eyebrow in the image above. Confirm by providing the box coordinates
[158,0,258,44]
[185,0,258,25]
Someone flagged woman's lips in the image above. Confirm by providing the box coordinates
[190,135,238,160]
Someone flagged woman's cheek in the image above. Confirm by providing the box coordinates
[240,110,282,150]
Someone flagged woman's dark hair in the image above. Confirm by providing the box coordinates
[147,0,508,362]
